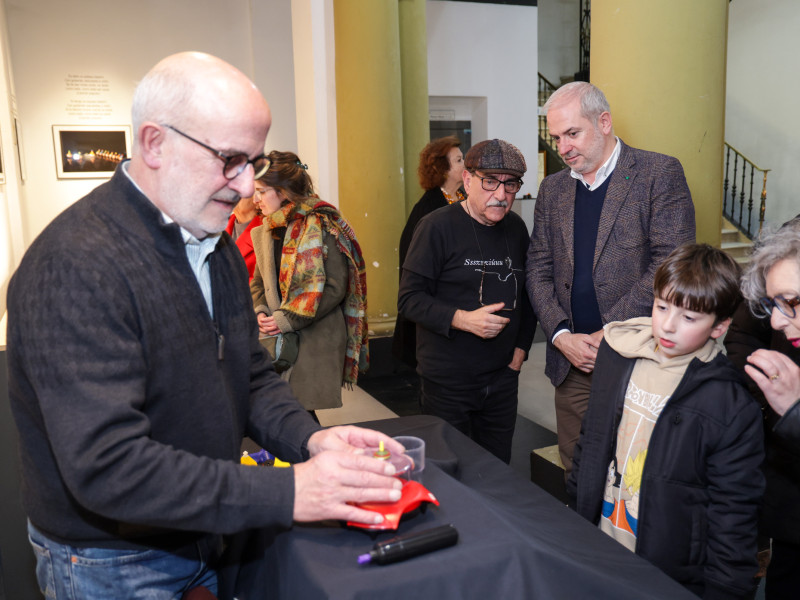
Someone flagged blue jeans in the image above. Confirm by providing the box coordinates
[27,522,220,599]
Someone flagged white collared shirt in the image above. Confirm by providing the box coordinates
[122,162,220,318]
[568,137,621,191]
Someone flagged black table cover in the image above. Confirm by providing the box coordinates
[221,415,696,600]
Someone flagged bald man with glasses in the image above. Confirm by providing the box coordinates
[7,52,403,599]
[398,139,536,463]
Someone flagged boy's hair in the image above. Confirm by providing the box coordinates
[653,243,742,322]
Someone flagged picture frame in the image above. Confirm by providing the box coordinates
[52,125,131,179]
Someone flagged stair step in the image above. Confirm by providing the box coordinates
[722,241,754,260]
[721,226,754,243]
[722,231,741,244]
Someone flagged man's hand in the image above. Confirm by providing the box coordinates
[293,451,403,524]
[307,426,405,457]
[508,347,526,371]
[745,349,800,416]
[257,313,281,336]
[554,330,602,373]
[452,303,510,339]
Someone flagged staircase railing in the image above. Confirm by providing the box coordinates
[723,143,769,239]
[538,73,567,174]
[538,72,557,150]
[538,72,558,107]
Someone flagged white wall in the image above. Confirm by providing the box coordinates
[254,0,299,156]
[426,0,538,206]
[537,0,579,86]
[726,0,799,228]
[0,0,305,319]
[0,0,310,314]
[0,0,22,321]
[291,0,338,208]
[6,0,245,247]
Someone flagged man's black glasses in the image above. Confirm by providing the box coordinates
[164,125,271,179]
[475,175,523,194]
[759,294,800,319]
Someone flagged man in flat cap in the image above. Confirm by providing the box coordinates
[526,81,695,478]
[398,139,536,463]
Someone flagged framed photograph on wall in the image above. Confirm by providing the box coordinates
[52,125,131,179]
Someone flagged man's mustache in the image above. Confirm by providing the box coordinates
[487,200,508,208]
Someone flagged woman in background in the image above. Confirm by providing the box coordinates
[225,193,262,281]
[250,151,368,419]
[392,135,465,367]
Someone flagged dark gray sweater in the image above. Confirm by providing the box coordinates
[7,166,320,548]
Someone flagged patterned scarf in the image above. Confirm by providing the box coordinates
[264,198,369,385]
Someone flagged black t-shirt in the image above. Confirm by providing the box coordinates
[398,202,535,388]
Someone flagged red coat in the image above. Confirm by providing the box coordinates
[225,213,262,281]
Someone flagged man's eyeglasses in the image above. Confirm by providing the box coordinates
[759,294,800,319]
[164,125,271,179]
[475,175,523,194]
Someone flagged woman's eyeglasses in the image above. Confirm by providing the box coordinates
[758,294,800,319]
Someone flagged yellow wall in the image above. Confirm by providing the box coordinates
[334,0,407,335]
[399,0,430,215]
[591,0,729,245]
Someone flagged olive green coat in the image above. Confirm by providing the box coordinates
[250,225,347,410]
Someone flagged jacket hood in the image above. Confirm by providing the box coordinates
[604,317,658,360]
[604,317,738,392]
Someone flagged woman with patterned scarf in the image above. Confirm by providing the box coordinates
[250,151,368,421]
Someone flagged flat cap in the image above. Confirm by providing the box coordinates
[464,139,526,177]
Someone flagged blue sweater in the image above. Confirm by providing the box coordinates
[571,177,611,334]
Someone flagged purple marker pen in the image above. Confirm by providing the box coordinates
[357,524,458,565]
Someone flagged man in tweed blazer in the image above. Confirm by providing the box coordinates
[526,82,695,475]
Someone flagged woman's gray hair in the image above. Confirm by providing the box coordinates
[543,81,611,122]
[131,62,196,149]
[741,217,800,314]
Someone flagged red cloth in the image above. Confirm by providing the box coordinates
[225,213,262,281]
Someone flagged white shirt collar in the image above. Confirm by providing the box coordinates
[121,161,220,247]
[569,137,621,191]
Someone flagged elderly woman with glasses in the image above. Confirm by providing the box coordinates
[726,216,800,599]
[250,151,368,420]
[740,218,800,441]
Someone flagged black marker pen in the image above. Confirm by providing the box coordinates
[357,524,458,565]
